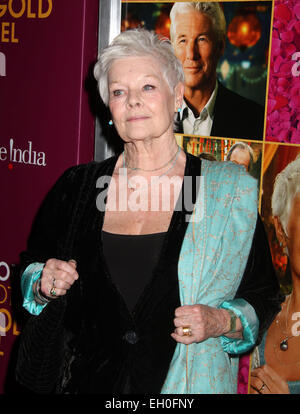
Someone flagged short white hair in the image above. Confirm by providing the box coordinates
[272,156,300,234]
[170,1,226,44]
[226,141,254,169]
[94,29,185,105]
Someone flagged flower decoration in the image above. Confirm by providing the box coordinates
[266,0,300,143]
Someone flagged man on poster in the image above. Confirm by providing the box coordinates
[170,2,265,140]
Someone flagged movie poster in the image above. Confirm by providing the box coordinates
[121,0,300,394]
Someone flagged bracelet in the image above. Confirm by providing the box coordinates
[34,277,51,305]
[226,309,238,334]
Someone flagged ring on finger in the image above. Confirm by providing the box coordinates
[182,326,192,336]
[50,278,57,297]
[259,383,265,392]
[50,287,57,296]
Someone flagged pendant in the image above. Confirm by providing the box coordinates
[280,339,288,351]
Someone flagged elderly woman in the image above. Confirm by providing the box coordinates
[250,156,300,394]
[16,29,281,394]
[226,142,254,172]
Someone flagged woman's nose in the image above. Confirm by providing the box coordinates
[126,89,141,107]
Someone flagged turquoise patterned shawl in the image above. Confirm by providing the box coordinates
[161,160,258,394]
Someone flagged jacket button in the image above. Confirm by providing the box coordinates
[124,330,139,344]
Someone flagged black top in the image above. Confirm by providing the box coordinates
[102,231,166,314]
[15,153,283,394]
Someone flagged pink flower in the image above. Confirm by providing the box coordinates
[294,3,300,20]
[277,77,289,88]
[285,43,297,57]
[274,55,284,72]
[280,61,294,74]
[275,4,292,21]
[274,95,289,110]
[280,31,294,43]
[267,98,277,112]
[278,128,289,142]
[266,0,300,143]
[290,95,300,109]
[295,21,300,35]
[280,111,291,121]
[269,110,280,123]
[291,85,300,96]
[272,37,281,55]
[295,33,300,49]
[291,129,300,143]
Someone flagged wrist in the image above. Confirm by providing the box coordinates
[33,277,51,305]
[221,308,237,335]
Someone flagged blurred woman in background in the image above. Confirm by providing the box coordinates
[251,156,300,394]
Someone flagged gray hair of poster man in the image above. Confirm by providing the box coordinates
[226,142,254,170]
[272,155,300,236]
[94,29,185,106]
[169,2,227,45]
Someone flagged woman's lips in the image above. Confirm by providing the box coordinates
[127,116,149,122]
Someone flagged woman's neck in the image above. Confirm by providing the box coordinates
[123,136,179,172]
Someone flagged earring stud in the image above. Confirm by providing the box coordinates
[108,120,113,126]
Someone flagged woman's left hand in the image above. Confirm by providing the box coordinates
[171,304,230,344]
[250,365,290,394]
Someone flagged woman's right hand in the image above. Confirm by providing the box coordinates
[38,258,79,299]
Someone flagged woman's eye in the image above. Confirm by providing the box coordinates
[112,90,123,97]
[143,84,155,91]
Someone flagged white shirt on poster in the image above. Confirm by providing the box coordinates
[180,82,218,136]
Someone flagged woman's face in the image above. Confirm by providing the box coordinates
[108,56,181,143]
[285,194,300,278]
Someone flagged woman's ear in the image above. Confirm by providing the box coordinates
[273,216,288,248]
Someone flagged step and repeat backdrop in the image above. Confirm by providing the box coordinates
[0,0,99,392]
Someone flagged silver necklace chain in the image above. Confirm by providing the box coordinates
[276,294,295,351]
[123,145,181,172]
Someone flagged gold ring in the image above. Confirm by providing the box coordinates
[50,278,56,296]
[50,286,56,296]
[182,326,192,336]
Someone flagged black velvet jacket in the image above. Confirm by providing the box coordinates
[16,153,282,394]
